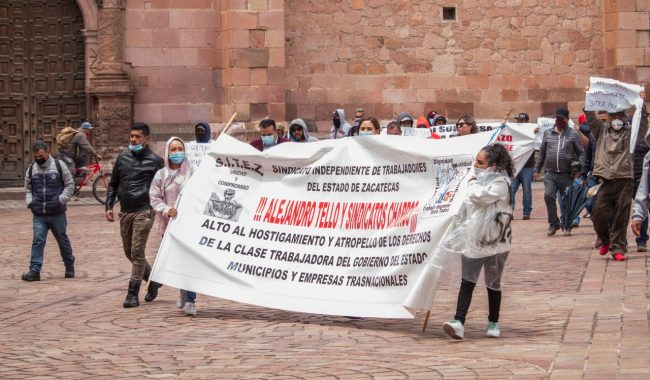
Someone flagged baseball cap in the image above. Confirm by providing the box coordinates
[578,114,586,124]
[514,112,529,121]
[81,121,93,129]
[555,107,570,119]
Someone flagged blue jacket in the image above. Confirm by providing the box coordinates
[25,157,74,216]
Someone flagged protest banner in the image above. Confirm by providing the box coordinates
[185,141,213,168]
[585,77,644,152]
[151,126,535,318]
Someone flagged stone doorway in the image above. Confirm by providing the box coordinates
[0,0,86,186]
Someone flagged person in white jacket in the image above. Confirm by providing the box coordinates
[149,136,196,315]
[443,144,514,340]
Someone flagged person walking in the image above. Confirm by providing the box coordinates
[585,91,647,260]
[105,122,164,307]
[442,144,514,340]
[534,107,586,236]
[149,136,197,315]
[511,113,534,220]
[22,140,75,282]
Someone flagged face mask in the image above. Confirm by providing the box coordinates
[556,119,567,129]
[359,131,374,136]
[35,157,47,166]
[169,152,185,164]
[333,119,341,128]
[473,167,486,177]
[261,135,276,146]
[611,119,624,131]
[129,144,144,153]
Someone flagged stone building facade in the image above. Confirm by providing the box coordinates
[0,0,649,185]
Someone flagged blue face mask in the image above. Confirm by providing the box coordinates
[359,131,374,136]
[261,135,276,146]
[128,144,144,153]
[169,152,185,164]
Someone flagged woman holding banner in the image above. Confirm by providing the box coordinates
[149,136,197,316]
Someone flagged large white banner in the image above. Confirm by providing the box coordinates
[151,125,535,318]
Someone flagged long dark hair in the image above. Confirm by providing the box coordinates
[481,143,514,178]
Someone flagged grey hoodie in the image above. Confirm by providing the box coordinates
[396,112,415,126]
[289,118,318,142]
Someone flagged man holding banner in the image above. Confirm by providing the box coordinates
[584,79,647,261]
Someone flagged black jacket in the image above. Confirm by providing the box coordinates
[106,146,164,213]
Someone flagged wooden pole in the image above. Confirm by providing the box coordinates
[503,109,513,124]
[421,310,431,332]
[220,112,238,136]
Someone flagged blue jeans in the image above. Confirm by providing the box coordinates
[584,176,598,215]
[186,291,196,302]
[30,213,74,272]
[511,167,533,216]
[633,179,649,244]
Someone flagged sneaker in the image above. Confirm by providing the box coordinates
[176,290,186,308]
[571,222,580,228]
[583,212,591,218]
[562,229,572,236]
[21,270,40,282]
[486,322,500,338]
[638,243,647,252]
[599,243,610,256]
[523,214,530,220]
[547,226,559,236]
[184,301,197,316]
[64,267,74,278]
[443,319,464,340]
[613,252,626,261]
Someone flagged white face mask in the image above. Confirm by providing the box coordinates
[473,167,486,176]
[611,119,624,131]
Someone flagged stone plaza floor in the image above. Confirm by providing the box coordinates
[1,184,648,379]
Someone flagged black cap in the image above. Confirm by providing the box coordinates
[555,107,569,119]
[514,112,529,121]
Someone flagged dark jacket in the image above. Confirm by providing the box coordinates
[535,126,586,175]
[106,146,164,212]
[249,136,290,152]
[25,156,74,216]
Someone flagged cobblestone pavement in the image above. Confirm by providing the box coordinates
[0,187,648,379]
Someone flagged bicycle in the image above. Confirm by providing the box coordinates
[72,161,113,205]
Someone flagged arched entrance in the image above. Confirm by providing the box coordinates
[0,0,86,186]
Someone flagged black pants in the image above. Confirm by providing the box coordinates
[454,279,502,324]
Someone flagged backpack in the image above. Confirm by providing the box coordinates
[56,127,78,149]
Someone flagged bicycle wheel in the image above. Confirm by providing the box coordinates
[92,174,111,205]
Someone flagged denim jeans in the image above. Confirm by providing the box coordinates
[30,213,74,272]
[633,178,649,244]
[544,171,573,229]
[511,167,533,216]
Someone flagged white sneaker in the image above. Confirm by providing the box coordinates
[443,320,464,340]
[176,290,186,308]
[486,322,500,338]
[183,301,196,316]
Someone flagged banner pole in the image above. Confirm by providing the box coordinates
[421,310,431,332]
[220,112,238,136]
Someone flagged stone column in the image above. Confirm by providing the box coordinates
[603,0,650,86]
[90,0,135,151]
[220,0,286,123]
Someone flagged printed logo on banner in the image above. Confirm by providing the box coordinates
[203,189,243,221]
[420,155,473,218]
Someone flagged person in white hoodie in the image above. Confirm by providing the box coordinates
[442,144,514,340]
[329,109,351,139]
[149,136,196,315]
